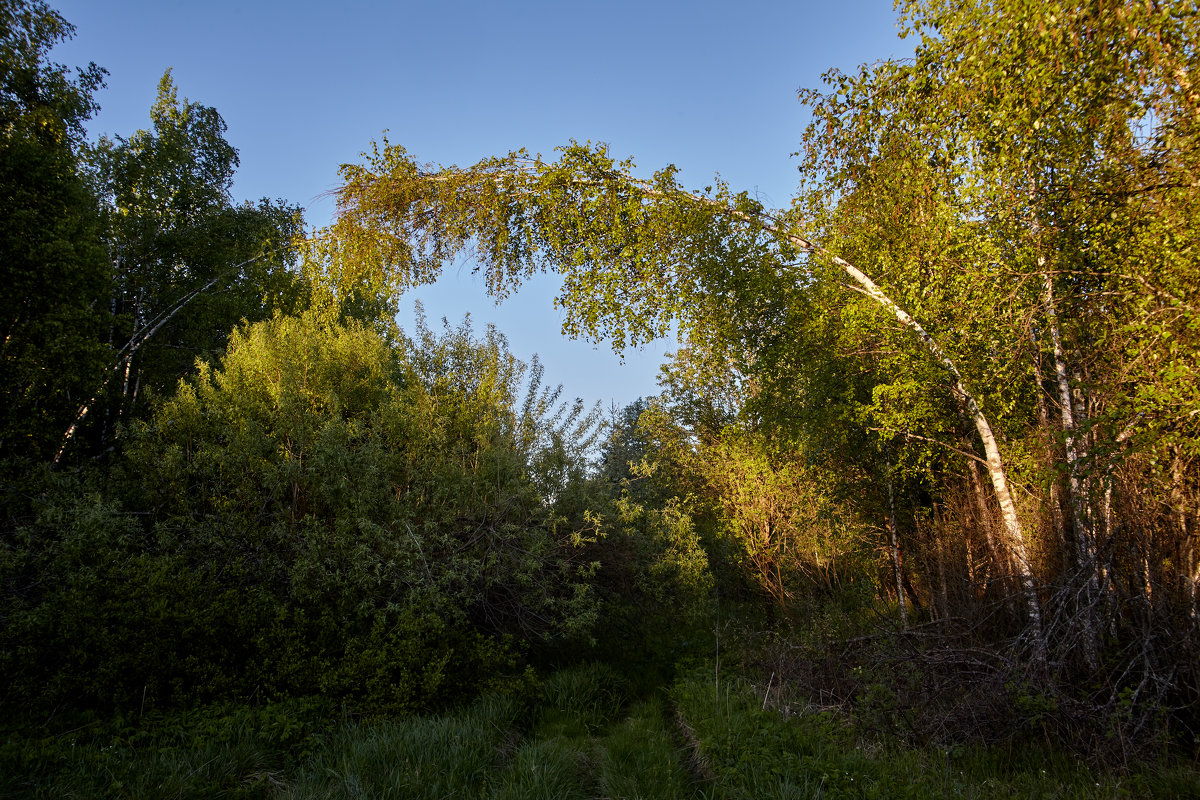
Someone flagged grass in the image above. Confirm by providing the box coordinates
[489,737,589,800]
[671,665,1200,799]
[0,699,326,799]
[282,711,502,799]
[4,663,1197,799]
[535,661,628,736]
[595,697,694,800]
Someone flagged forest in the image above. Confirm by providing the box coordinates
[2,0,1199,797]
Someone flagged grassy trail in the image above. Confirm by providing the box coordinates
[5,662,1199,798]
[1,663,698,800]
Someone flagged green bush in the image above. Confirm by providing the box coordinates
[1,312,598,715]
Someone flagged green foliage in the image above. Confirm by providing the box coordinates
[6,2,1200,788]
[1,310,598,714]
[318,2,1200,689]
[0,475,207,709]
[326,138,786,357]
[1,12,310,467]
[704,429,866,611]
[631,397,873,620]
[0,0,108,463]
[0,1,102,144]
[672,665,1187,799]
[74,70,307,455]
[582,491,714,673]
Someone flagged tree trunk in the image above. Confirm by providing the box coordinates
[886,463,909,628]
[776,230,1046,663]
[53,257,262,464]
[1172,450,1198,624]
[1042,273,1099,669]
[1030,330,1068,562]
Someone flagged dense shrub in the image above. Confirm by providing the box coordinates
[0,312,597,714]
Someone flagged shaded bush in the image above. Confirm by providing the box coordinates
[0,312,597,715]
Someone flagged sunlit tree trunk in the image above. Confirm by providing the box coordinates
[1042,273,1099,669]
[1030,330,1068,561]
[800,241,1047,664]
[1172,451,1199,624]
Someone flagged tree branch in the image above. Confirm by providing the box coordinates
[53,254,264,465]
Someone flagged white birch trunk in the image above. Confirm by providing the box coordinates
[53,257,262,464]
[1042,273,1099,668]
[1030,329,1069,560]
[785,232,1047,663]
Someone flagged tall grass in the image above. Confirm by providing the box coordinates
[0,700,322,799]
[488,737,588,800]
[283,692,521,800]
[671,665,1200,800]
[535,661,628,737]
[595,697,693,800]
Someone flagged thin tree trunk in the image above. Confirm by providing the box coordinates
[1042,273,1099,669]
[1172,450,1198,624]
[54,256,263,464]
[969,461,1005,571]
[102,275,119,447]
[964,523,979,604]
[785,231,1046,663]
[969,458,1019,617]
[1031,330,1068,561]
[885,462,909,627]
[902,573,924,615]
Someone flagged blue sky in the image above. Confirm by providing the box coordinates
[52,0,909,413]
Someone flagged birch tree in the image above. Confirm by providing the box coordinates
[797,0,1200,666]
[319,0,1198,669]
[0,0,108,462]
[318,139,1049,655]
[54,71,307,461]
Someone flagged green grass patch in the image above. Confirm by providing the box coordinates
[284,692,521,800]
[672,665,1200,800]
[595,696,694,800]
[488,737,589,800]
[535,661,629,737]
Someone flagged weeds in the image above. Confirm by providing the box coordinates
[595,697,693,800]
[4,663,1196,799]
[672,663,1200,799]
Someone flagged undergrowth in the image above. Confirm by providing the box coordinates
[672,663,1200,799]
[3,660,1197,799]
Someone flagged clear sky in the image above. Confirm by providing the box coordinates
[51,0,910,414]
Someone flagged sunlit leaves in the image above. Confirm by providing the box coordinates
[89,70,307,420]
[323,139,779,355]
